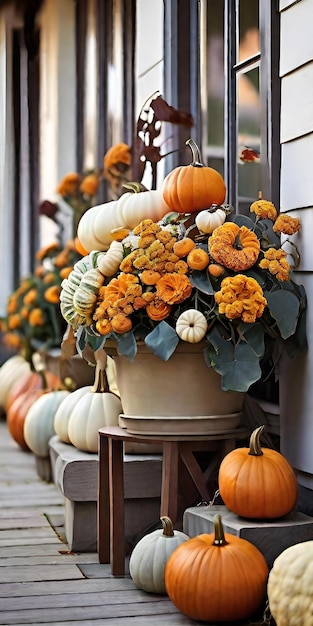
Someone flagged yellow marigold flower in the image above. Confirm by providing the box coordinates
[259,248,290,281]
[273,214,301,235]
[156,230,173,244]
[151,261,166,273]
[133,255,151,270]
[95,318,113,335]
[28,308,45,326]
[23,289,37,305]
[138,234,156,248]
[133,219,160,235]
[164,262,176,273]
[119,258,135,273]
[148,240,165,258]
[142,292,155,303]
[214,275,267,323]
[250,199,277,221]
[156,273,193,305]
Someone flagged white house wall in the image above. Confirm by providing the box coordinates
[0,11,14,317]
[38,0,76,245]
[279,0,313,486]
[135,0,164,188]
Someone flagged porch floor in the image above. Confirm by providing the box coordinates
[0,418,272,626]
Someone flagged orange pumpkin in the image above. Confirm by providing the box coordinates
[209,222,260,271]
[161,139,226,213]
[165,514,268,622]
[218,425,298,519]
[7,388,47,451]
[5,369,60,413]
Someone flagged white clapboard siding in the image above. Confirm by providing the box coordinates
[280,0,302,11]
[281,61,313,142]
[280,0,313,77]
[280,133,313,211]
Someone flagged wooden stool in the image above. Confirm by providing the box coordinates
[98,425,248,575]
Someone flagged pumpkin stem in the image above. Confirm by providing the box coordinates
[91,348,108,393]
[122,181,148,194]
[160,516,174,537]
[32,351,48,389]
[186,138,203,168]
[249,425,265,456]
[213,514,228,546]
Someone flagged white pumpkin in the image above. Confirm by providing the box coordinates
[24,390,70,457]
[66,349,122,453]
[129,516,189,594]
[195,207,226,234]
[267,541,313,626]
[176,309,208,343]
[54,385,93,444]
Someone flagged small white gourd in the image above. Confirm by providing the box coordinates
[129,516,189,594]
[195,207,226,234]
[176,309,208,343]
[97,241,124,276]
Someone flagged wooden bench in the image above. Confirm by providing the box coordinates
[49,435,162,552]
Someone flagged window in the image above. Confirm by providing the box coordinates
[200,0,280,214]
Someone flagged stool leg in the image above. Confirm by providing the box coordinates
[110,438,125,576]
[98,435,110,563]
[161,441,179,524]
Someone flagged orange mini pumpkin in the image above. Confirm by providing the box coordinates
[162,139,226,213]
[218,425,298,519]
[187,247,210,270]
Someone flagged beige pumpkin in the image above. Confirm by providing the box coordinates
[54,385,93,444]
[24,389,70,457]
[0,355,31,411]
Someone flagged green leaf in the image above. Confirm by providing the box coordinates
[145,321,179,360]
[113,331,137,360]
[205,329,262,392]
[238,322,265,357]
[265,289,300,339]
[190,269,215,295]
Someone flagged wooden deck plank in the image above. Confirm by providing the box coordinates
[0,578,138,597]
[0,564,85,583]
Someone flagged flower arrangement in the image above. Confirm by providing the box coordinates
[1,240,82,361]
[60,180,306,393]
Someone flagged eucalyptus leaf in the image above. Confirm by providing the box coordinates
[145,321,179,360]
[231,214,263,238]
[190,270,215,295]
[113,331,138,360]
[205,330,262,392]
[265,290,300,339]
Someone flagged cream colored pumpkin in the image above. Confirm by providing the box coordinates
[267,541,313,626]
[77,187,170,252]
[195,207,226,234]
[176,309,208,343]
[54,385,93,444]
[129,517,189,594]
[67,349,122,452]
[0,355,31,411]
[23,390,70,457]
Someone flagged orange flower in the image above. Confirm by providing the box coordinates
[250,199,277,221]
[140,270,161,285]
[79,173,100,196]
[60,266,74,279]
[44,285,61,304]
[56,172,80,196]
[187,248,210,270]
[146,299,172,321]
[156,273,193,305]
[95,318,113,335]
[28,308,45,326]
[103,143,131,170]
[8,314,22,330]
[111,313,132,333]
[23,289,37,305]
[173,237,196,258]
[36,243,58,261]
[43,272,56,284]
